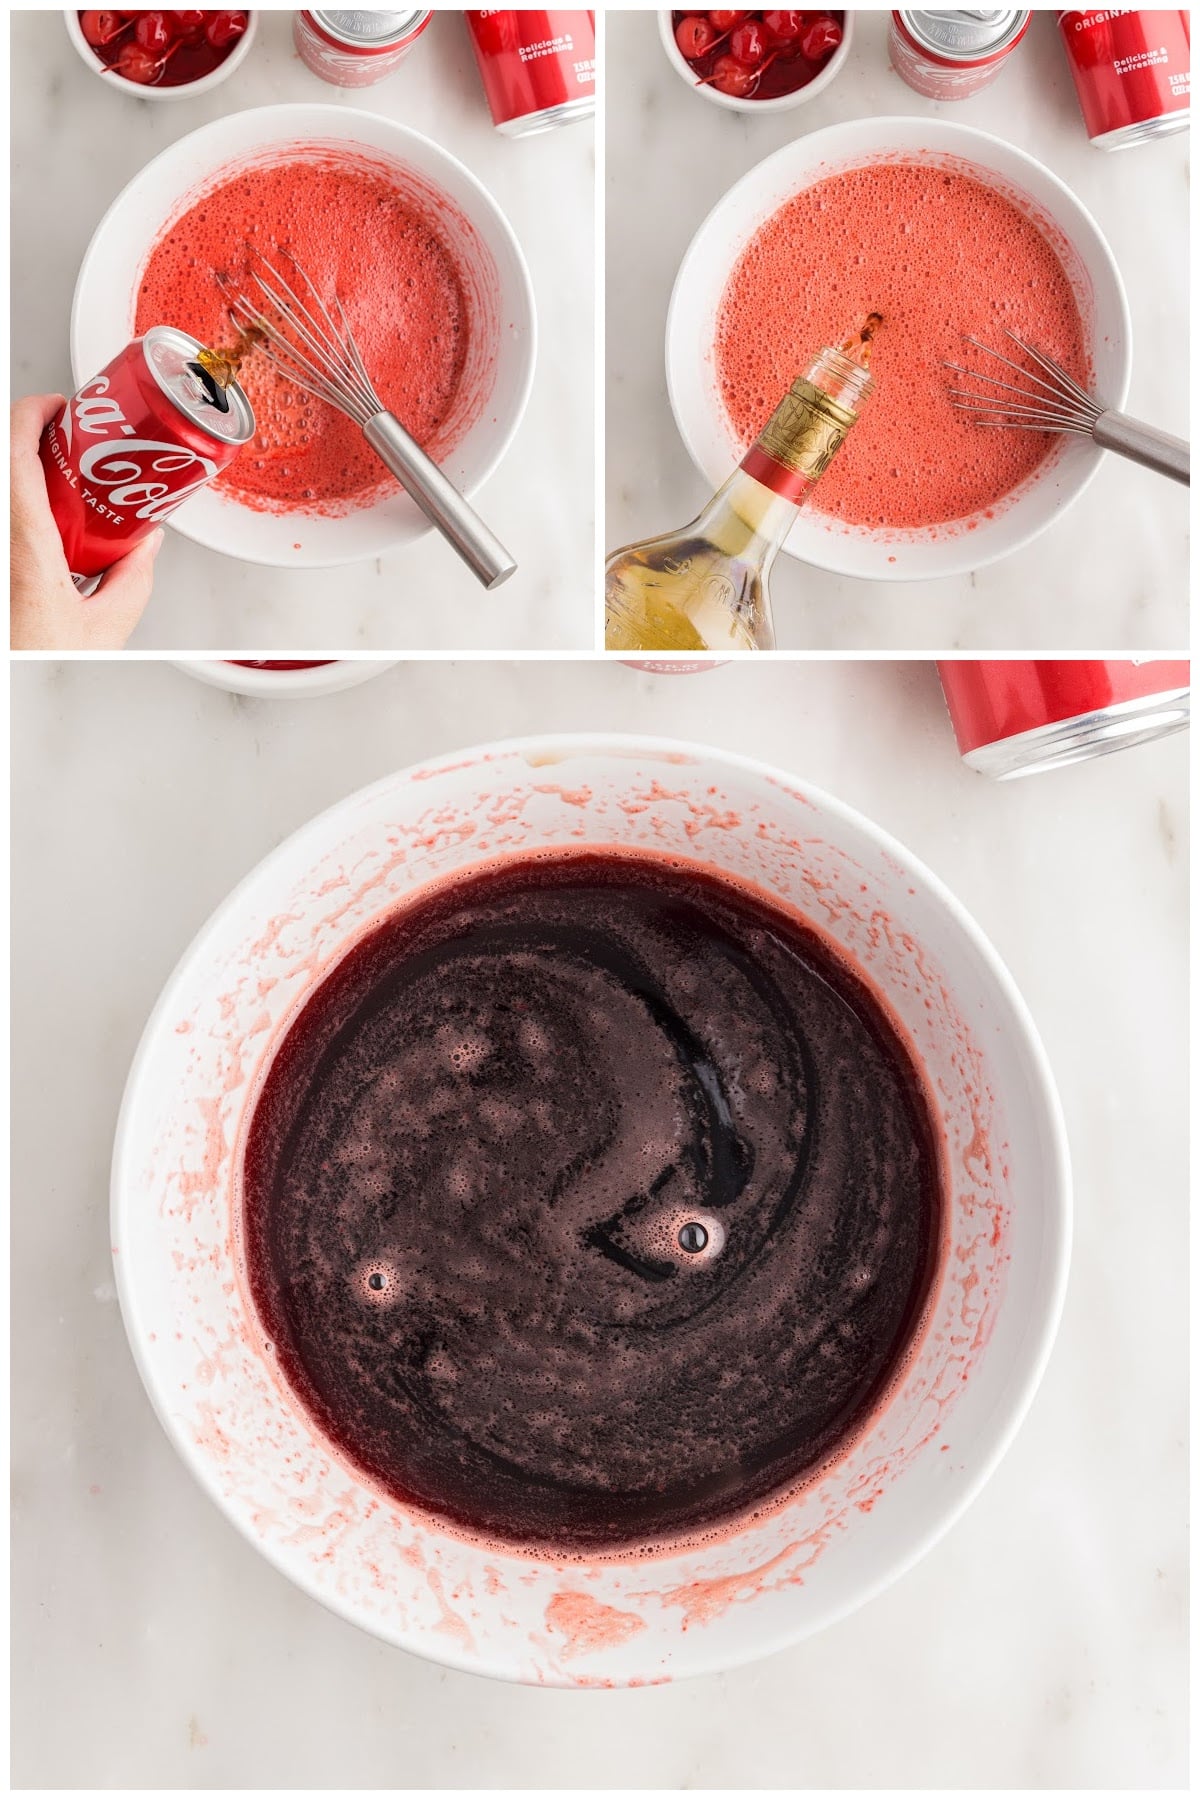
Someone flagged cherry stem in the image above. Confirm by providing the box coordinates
[688,26,733,80]
[696,44,780,93]
[750,50,780,90]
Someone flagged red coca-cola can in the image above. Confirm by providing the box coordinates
[293,9,432,88]
[1057,10,1190,149]
[937,660,1190,778]
[889,9,1031,99]
[40,327,254,596]
[466,10,596,137]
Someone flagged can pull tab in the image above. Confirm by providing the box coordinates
[185,361,232,414]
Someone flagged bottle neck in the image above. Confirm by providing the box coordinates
[735,345,874,513]
[680,344,875,586]
[691,467,800,581]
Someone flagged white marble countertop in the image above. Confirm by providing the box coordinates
[10,8,595,651]
[605,8,1190,652]
[11,657,1186,1787]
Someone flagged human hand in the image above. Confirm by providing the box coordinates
[10,394,162,651]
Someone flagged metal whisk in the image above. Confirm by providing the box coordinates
[945,329,1189,487]
[220,249,517,588]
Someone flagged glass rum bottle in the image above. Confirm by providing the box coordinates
[604,320,879,653]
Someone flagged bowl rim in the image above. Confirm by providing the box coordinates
[110,731,1073,1684]
[664,115,1133,583]
[656,7,854,113]
[171,659,398,697]
[69,102,538,570]
[63,7,258,99]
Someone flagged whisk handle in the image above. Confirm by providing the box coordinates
[363,412,518,589]
[1093,412,1190,486]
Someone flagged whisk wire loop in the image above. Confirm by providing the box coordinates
[270,266,379,418]
[945,325,1189,485]
[220,285,355,423]
[945,363,1066,409]
[217,242,518,586]
[992,329,1095,409]
[957,332,1101,425]
[336,293,380,403]
[222,249,384,428]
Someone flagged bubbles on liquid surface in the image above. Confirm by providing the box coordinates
[354,1256,403,1307]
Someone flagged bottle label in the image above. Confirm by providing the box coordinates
[739,378,857,503]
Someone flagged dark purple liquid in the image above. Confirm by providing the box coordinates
[243,852,943,1552]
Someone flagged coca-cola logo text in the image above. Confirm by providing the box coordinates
[61,377,218,522]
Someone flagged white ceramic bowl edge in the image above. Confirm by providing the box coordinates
[111,734,1071,1686]
[71,104,537,571]
[665,117,1131,583]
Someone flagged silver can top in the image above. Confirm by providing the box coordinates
[968,687,1191,779]
[309,10,431,49]
[897,10,1031,60]
[141,327,255,447]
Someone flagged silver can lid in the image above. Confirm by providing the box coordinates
[141,327,256,447]
[966,687,1190,779]
[897,10,1031,60]
[309,10,431,48]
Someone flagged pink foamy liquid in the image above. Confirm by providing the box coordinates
[716,160,1089,533]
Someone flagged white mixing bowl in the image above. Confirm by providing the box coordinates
[111,735,1070,1685]
[71,104,536,572]
[667,117,1131,582]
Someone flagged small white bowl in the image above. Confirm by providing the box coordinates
[658,9,853,113]
[666,116,1131,582]
[173,660,397,699]
[64,9,257,100]
[71,104,537,573]
[112,734,1070,1685]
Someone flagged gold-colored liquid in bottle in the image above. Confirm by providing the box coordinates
[605,316,881,654]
